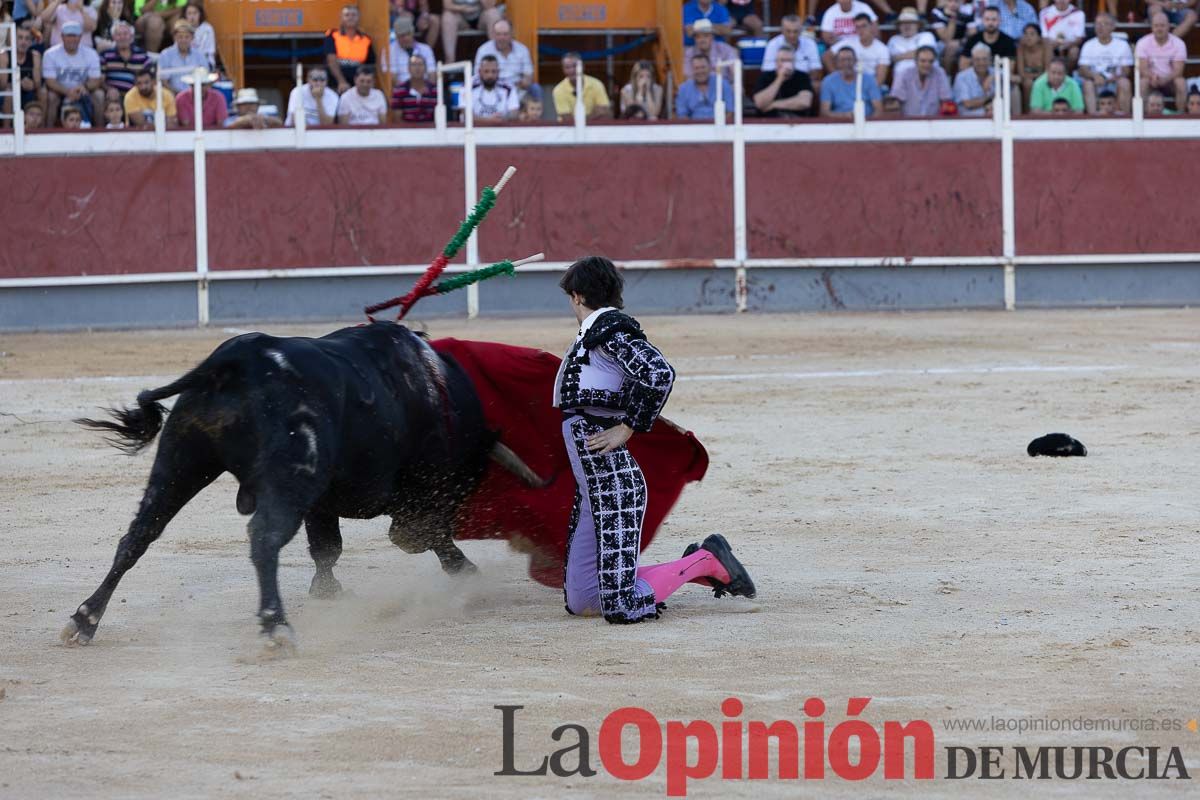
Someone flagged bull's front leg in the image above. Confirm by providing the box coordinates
[387,515,477,576]
[305,510,344,599]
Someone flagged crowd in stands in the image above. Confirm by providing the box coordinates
[2,0,1199,130]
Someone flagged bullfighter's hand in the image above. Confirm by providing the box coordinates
[586,423,634,454]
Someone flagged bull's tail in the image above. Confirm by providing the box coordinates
[75,368,209,455]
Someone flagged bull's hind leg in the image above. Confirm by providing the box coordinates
[247,491,308,651]
[305,511,344,599]
[63,430,221,646]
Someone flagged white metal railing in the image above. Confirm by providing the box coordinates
[0,22,24,154]
[3,54,1200,323]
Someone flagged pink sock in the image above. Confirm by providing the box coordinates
[637,550,731,603]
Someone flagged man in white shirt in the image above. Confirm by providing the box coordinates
[387,17,436,86]
[336,67,387,125]
[1077,12,1133,114]
[474,19,536,99]
[820,0,877,47]
[285,66,339,126]
[888,7,937,80]
[471,54,519,122]
[42,20,102,125]
[760,14,823,87]
[828,13,890,87]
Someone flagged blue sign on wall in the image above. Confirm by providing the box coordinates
[255,9,304,27]
[557,4,607,22]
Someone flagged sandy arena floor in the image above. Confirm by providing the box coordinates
[1,309,1198,798]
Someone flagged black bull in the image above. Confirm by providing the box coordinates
[65,322,546,650]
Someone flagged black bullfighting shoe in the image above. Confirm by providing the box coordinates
[683,533,757,600]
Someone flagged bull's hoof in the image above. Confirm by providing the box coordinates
[442,557,479,577]
[308,572,344,599]
[60,616,96,647]
[261,624,297,657]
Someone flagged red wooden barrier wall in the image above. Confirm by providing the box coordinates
[3,140,1196,281]
[746,142,1003,259]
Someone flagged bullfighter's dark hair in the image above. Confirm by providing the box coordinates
[559,256,624,310]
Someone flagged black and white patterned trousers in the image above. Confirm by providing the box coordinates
[561,416,659,624]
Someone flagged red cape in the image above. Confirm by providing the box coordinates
[430,338,709,588]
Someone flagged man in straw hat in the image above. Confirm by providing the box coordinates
[226,87,282,129]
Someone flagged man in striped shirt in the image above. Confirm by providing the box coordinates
[98,21,148,113]
[390,53,437,123]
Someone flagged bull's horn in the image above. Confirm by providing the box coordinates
[490,442,553,488]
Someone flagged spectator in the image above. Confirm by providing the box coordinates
[1187,87,1200,114]
[285,66,338,126]
[93,0,133,52]
[441,0,501,63]
[752,44,814,117]
[394,0,439,51]
[60,101,83,127]
[1146,0,1196,39]
[1145,89,1168,114]
[1050,96,1070,113]
[1078,13,1132,115]
[623,104,649,119]
[1029,57,1082,114]
[336,66,387,125]
[719,0,763,36]
[471,53,518,122]
[686,18,737,83]
[1096,88,1118,115]
[994,0,1037,41]
[183,1,215,69]
[474,19,535,99]
[40,0,96,49]
[175,69,225,128]
[518,93,543,121]
[98,21,147,114]
[123,65,177,127]
[953,41,996,116]
[224,88,281,129]
[1015,23,1045,110]
[820,47,882,117]
[821,0,876,48]
[22,100,46,129]
[675,53,732,120]
[390,54,437,122]
[102,96,124,127]
[1135,13,1187,111]
[135,0,188,53]
[620,60,664,119]
[325,4,375,94]
[387,16,435,86]
[961,7,1016,72]
[43,20,100,124]
[829,14,889,87]
[930,0,977,72]
[682,0,732,45]
[1038,0,1084,70]
[889,7,937,80]
[761,14,823,87]
[157,19,208,94]
[552,52,611,121]
[0,25,44,124]
[889,44,951,115]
